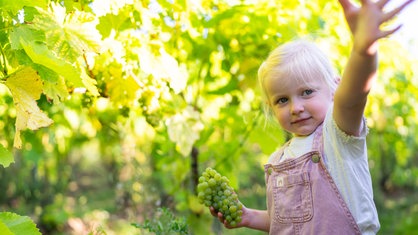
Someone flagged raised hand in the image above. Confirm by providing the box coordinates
[338,0,415,55]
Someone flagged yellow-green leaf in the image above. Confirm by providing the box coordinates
[0,220,13,235]
[19,38,83,87]
[0,212,41,235]
[106,75,140,106]
[40,71,69,103]
[0,0,47,16]
[33,2,101,61]
[80,66,100,96]
[5,67,53,148]
[0,144,14,168]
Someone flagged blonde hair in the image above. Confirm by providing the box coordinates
[258,39,338,120]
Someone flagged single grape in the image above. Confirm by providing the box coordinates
[199,176,205,183]
[204,188,212,195]
[204,200,211,207]
[208,178,216,187]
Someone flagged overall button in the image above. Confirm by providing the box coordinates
[311,154,320,163]
[267,167,273,175]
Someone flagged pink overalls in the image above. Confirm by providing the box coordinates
[264,126,361,235]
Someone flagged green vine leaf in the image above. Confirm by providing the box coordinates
[0,220,13,235]
[32,2,101,61]
[106,74,140,106]
[19,38,83,87]
[79,63,99,96]
[5,67,53,148]
[34,64,69,103]
[9,26,45,51]
[0,212,41,235]
[0,0,47,16]
[0,144,13,168]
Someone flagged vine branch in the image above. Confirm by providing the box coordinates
[0,43,8,77]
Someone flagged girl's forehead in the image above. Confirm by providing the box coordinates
[266,74,323,92]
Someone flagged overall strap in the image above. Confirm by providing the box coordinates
[312,124,324,154]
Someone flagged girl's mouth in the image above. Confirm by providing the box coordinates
[291,117,311,124]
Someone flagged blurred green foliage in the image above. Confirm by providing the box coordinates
[0,0,417,234]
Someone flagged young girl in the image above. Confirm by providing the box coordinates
[210,0,415,234]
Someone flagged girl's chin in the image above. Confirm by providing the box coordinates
[292,128,317,137]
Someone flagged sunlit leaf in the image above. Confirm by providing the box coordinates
[5,67,53,148]
[9,26,45,51]
[137,47,188,94]
[19,38,83,87]
[0,0,47,16]
[165,106,204,156]
[32,3,101,61]
[0,221,13,235]
[34,65,69,103]
[106,74,139,106]
[0,212,41,235]
[80,64,100,96]
[96,9,135,38]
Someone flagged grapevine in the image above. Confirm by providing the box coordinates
[197,167,243,227]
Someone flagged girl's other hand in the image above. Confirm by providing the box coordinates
[209,205,247,229]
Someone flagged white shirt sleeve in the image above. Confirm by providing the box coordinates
[323,106,380,235]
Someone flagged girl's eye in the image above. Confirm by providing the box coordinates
[302,89,314,96]
[276,97,288,104]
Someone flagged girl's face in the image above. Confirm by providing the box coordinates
[265,76,333,136]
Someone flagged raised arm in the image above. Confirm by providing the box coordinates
[334,0,414,136]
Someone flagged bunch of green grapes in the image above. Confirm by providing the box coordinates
[197,167,243,227]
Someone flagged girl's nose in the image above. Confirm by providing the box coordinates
[291,100,304,114]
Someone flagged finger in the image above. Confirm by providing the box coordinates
[382,0,414,22]
[379,24,403,38]
[209,207,217,216]
[338,0,352,8]
[377,0,391,9]
[217,211,224,223]
[339,0,356,11]
[224,220,233,229]
[360,0,371,5]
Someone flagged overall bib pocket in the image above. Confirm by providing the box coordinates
[272,172,313,223]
